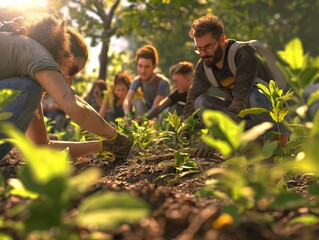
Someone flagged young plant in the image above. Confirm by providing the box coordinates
[167,109,200,147]
[154,111,200,182]
[0,123,149,239]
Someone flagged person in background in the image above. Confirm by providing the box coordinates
[123,44,171,122]
[84,79,107,112]
[0,14,132,161]
[99,72,132,123]
[147,61,194,120]
[42,93,67,132]
[183,14,286,158]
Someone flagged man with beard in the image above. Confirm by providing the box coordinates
[184,14,279,158]
[123,45,171,122]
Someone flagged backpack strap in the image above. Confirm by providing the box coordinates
[203,62,219,87]
[139,77,143,92]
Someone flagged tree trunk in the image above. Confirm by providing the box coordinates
[98,41,109,81]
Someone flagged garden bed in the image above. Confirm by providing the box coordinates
[1,146,318,240]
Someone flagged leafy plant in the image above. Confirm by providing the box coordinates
[0,123,149,239]
[0,89,20,121]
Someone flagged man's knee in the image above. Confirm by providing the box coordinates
[194,94,210,110]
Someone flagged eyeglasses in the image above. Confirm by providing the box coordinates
[193,40,218,54]
[68,57,79,76]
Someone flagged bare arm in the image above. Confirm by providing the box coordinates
[152,95,166,108]
[99,99,109,119]
[34,70,116,139]
[26,101,100,160]
[122,89,135,115]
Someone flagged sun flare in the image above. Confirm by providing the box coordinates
[0,0,47,9]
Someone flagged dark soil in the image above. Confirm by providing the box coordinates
[1,147,319,240]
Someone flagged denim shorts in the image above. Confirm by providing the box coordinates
[0,76,42,159]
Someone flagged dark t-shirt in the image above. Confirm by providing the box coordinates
[169,89,188,105]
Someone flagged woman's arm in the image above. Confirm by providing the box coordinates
[34,70,116,139]
[26,102,100,160]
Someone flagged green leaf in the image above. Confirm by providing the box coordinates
[77,192,149,231]
[7,178,38,199]
[202,110,244,150]
[0,112,12,121]
[308,185,319,196]
[68,168,102,197]
[174,151,189,168]
[277,38,305,70]
[287,215,319,226]
[202,135,233,156]
[270,192,308,210]
[307,89,319,106]
[299,67,319,88]
[1,123,71,197]
[270,108,288,123]
[167,110,180,132]
[256,83,271,100]
[238,108,269,118]
[0,89,20,109]
[241,122,273,145]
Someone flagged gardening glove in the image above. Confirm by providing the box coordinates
[100,131,132,161]
[194,141,214,158]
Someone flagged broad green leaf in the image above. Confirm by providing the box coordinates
[256,83,271,100]
[308,185,319,196]
[7,178,38,199]
[202,110,244,149]
[287,215,319,226]
[178,169,199,178]
[270,108,288,123]
[0,89,20,109]
[202,135,233,156]
[270,192,308,210]
[238,108,269,118]
[241,122,273,145]
[167,110,180,132]
[174,151,189,168]
[68,168,102,197]
[2,123,71,196]
[0,233,11,240]
[0,112,12,121]
[77,192,149,231]
[307,89,319,106]
[277,38,305,69]
[299,68,319,88]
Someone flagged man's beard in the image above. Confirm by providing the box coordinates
[202,43,223,67]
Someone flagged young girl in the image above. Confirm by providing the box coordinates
[99,72,132,123]
[84,79,107,112]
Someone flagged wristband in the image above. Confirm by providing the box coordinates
[107,129,118,141]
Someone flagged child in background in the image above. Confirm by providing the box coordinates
[100,72,132,123]
[84,79,107,112]
[147,61,194,120]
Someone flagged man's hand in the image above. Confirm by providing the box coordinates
[194,141,214,158]
[101,131,132,161]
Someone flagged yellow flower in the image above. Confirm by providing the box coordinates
[212,213,233,229]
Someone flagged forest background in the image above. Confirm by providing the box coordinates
[0,0,318,93]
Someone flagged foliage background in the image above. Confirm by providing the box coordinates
[0,0,318,87]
